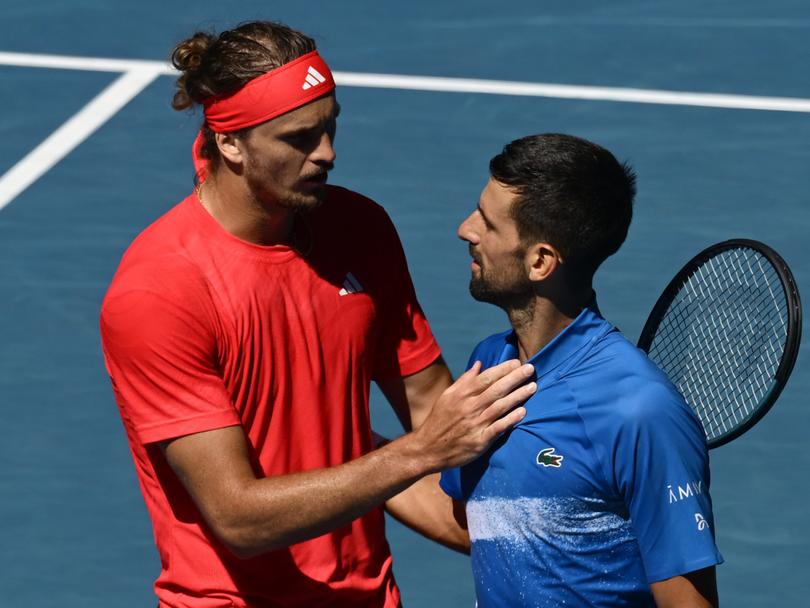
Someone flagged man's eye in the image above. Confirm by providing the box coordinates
[284,132,308,143]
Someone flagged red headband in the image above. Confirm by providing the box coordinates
[193,50,336,180]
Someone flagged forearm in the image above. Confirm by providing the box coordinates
[650,567,718,607]
[172,430,437,557]
[385,473,469,553]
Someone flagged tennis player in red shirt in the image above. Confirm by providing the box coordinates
[100,21,533,607]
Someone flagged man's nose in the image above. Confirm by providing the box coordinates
[458,213,479,244]
[312,132,336,165]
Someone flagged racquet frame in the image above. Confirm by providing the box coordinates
[637,239,802,449]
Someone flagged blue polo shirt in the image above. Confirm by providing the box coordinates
[441,300,723,607]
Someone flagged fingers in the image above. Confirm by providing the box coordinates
[484,405,528,442]
[475,363,536,443]
[479,362,535,402]
[480,380,536,425]
[455,360,483,384]
[447,360,534,418]
[473,359,523,389]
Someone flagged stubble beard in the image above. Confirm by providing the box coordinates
[280,171,330,210]
[244,158,330,212]
[245,174,327,212]
[468,258,534,312]
[280,189,326,211]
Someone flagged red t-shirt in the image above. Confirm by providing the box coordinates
[100,185,441,607]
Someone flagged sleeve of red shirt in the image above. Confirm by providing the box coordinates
[364,202,442,380]
[99,266,240,445]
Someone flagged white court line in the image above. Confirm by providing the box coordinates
[334,72,810,113]
[2,49,810,210]
[0,67,162,211]
[2,50,810,113]
[0,51,173,74]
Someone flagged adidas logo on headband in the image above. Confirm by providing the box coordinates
[302,66,327,90]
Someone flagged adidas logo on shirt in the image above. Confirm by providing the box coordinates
[338,272,363,296]
[302,66,327,90]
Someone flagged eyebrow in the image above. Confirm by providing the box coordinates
[282,105,340,135]
[282,123,320,136]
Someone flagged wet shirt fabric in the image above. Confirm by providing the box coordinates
[100,185,441,608]
[440,300,723,607]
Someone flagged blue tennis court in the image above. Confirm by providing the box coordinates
[1,2,808,605]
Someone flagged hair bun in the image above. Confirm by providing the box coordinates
[171,32,215,73]
[171,32,216,110]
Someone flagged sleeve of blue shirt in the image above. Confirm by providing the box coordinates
[588,380,724,583]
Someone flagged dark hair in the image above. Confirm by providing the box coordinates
[170,21,317,170]
[490,133,636,280]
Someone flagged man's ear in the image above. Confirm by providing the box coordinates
[525,242,562,282]
[215,132,244,165]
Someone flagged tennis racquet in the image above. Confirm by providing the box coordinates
[637,239,802,449]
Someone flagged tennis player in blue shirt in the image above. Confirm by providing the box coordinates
[388,133,722,607]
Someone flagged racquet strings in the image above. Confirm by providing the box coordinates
[645,247,789,443]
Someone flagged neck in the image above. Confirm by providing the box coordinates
[198,172,294,246]
[506,285,592,362]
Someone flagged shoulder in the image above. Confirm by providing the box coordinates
[101,261,215,358]
[587,330,681,399]
[109,196,206,286]
[102,197,211,325]
[111,197,198,275]
[573,330,701,435]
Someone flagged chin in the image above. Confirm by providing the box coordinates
[283,189,326,210]
[469,278,494,304]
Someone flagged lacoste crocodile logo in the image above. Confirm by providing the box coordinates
[536,447,564,468]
